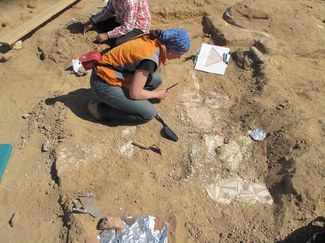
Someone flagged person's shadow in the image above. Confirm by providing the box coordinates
[45,88,95,121]
[280,216,325,243]
[66,22,84,34]
[44,88,138,127]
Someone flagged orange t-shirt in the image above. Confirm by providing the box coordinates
[95,35,166,87]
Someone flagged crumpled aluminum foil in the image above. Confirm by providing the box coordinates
[250,128,266,141]
[99,216,168,243]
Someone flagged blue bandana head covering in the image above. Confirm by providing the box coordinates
[159,28,190,53]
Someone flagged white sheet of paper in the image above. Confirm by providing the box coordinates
[194,43,230,75]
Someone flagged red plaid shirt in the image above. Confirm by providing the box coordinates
[91,0,151,39]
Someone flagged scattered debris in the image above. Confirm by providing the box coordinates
[119,142,134,157]
[27,3,36,9]
[9,213,15,227]
[80,193,94,198]
[39,51,45,61]
[11,40,22,50]
[71,59,88,76]
[21,113,30,119]
[0,53,10,63]
[232,48,252,69]
[72,195,102,218]
[250,46,265,64]
[250,128,266,141]
[41,140,50,152]
[223,7,244,28]
[98,217,124,230]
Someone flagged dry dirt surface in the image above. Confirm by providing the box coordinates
[0,0,324,242]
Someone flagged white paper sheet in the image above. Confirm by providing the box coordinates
[194,43,230,75]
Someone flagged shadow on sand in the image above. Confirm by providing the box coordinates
[281,216,325,243]
[44,88,139,127]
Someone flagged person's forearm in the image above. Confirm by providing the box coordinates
[91,4,114,23]
[129,70,168,100]
[130,89,159,100]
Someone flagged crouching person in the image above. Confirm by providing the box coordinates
[88,28,190,124]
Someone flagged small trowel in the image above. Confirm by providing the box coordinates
[132,141,162,155]
[155,114,179,142]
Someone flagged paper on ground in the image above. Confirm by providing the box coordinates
[194,43,230,75]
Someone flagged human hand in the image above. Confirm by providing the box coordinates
[155,89,168,100]
[96,33,109,42]
[83,20,94,34]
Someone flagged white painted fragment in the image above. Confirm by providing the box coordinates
[120,141,134,157]
[204,134,223,154]
[121,127,136,137]
[206,178,273,205]
[187,107,213,128]
[205,92,230,109]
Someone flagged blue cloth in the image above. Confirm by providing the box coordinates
[0,144,12,180]
[160,28,190,53]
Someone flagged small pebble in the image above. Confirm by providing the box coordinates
[42,140,50,152]
[22,113,30,119]
[11,40,22,50]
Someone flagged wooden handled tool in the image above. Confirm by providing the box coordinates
[132,141,162,154]
[166,83,179,91]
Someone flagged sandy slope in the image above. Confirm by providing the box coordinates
[0,0,324,242]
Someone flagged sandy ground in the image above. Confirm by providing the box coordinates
[0,0,324,242]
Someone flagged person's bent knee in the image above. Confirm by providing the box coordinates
[138,108,157,123]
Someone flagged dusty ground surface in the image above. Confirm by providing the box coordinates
[0,0,324,242]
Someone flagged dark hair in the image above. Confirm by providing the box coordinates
[149,29,162,40]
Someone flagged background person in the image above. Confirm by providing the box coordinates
[83,0,151,46]
[88,28,191,123]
